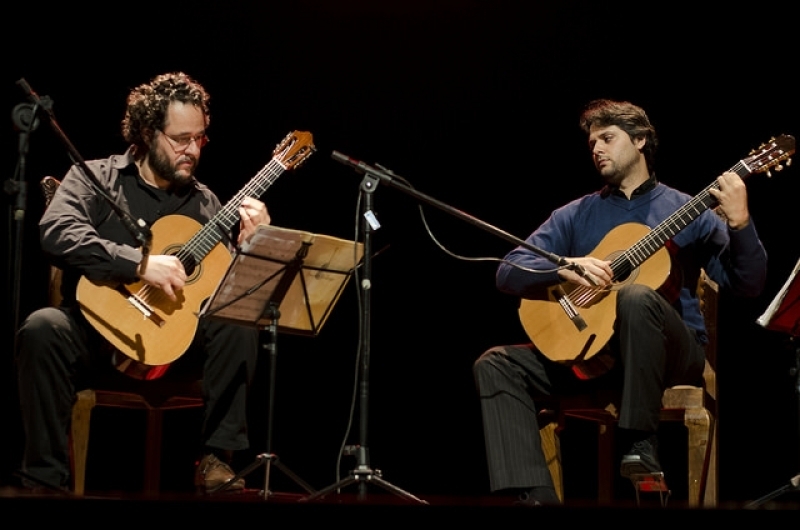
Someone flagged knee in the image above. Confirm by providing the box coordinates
[16,307,69,367]
[17,307,63,350]
[473,346,511,381]
[473,346,498,371]
[616,283,660,318]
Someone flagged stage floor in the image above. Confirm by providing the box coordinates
[2,485,798,524]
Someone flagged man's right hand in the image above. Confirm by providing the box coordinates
[137,254,187,301]
[559,256,613,287]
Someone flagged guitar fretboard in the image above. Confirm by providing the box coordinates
[176,158,287,269]
[611,160,751,279]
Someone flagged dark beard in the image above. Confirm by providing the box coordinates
[148,142,196,188]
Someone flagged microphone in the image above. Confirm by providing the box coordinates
[331,151,394,182]
[120,215,153,272]
[135,224,152,271]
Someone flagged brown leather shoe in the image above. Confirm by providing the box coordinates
[194,454,245,493]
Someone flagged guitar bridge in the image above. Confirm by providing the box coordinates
[115,285,165,327]
[554,285,588,331]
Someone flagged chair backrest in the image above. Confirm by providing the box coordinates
[697,268,719,403]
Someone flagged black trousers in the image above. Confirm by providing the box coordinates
[473,284,706,493]
[15,304,260,488]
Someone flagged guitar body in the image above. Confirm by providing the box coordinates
[518,223,672,365]
[76,214,232,370]
[72,130,316,379]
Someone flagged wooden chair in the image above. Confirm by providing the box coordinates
[41,176,204,496]
[69,380,203,496]
[539,270,719,507]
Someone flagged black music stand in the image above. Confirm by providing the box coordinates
[199,224,363,500]
[748,256,800,508]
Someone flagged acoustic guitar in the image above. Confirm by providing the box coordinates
[76,131,315,379]
[517,135,794,378]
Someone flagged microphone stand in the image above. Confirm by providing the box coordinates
[307,150,595,505]
[745,473,800,509]
[330,150,592,279]
[5,96,46,349]
[14,78,152,260]
[301,169,428,505]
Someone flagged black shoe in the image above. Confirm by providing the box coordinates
[513,486,561,507]
[620,435,662,478]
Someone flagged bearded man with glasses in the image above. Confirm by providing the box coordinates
[14,71,270,495]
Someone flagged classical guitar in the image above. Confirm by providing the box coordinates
[76,130,315,379]
[518,135,795,376]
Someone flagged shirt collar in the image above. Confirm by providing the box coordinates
[111,146,137,170]
[602,174,658,199]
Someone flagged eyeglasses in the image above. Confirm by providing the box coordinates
[160,130,209,153]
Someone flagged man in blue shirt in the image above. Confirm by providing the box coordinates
[473,99,768,506]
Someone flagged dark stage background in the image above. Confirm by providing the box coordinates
[3,2,799,504]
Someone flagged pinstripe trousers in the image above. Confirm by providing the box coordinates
[472,284,706,492]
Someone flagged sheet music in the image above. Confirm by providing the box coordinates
[201,224,364,335]
[278,232,364,334]
[241,224,316,259]
[757,256,800,329]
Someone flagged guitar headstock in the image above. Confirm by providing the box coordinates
[41,176,61,207]
[744,134,795,177]
[273,130,316,170]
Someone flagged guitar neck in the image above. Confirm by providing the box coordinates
[611,159,752,279]
[178,158,287,265]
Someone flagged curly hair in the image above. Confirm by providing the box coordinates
[121,72,210,150]
[579,99,658,173]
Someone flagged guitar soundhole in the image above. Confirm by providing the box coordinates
[612,266,639,289]
[616,264,634,282]
[183,255,197,277]
[606,251,638,289]
[163,245,201,284]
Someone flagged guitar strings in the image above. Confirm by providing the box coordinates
[132,158,286,306]
[177,159,284,273]
[563,167,734,310]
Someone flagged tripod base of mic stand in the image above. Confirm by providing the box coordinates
[207,453,316,500]
[745,473,800,509]
[300,466,428,505]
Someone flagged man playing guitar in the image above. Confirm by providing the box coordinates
[473,99,772,506]
[14,72,305,495]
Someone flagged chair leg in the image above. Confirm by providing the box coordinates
[70,389,97,496]
[706,417,718,506]
[143,409,165,495]
[540,421,564,501]
[684,407,713,507]
[596,420,615,504]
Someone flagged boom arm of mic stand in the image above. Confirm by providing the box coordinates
[16,78,153,258]
[331,150,591,281]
